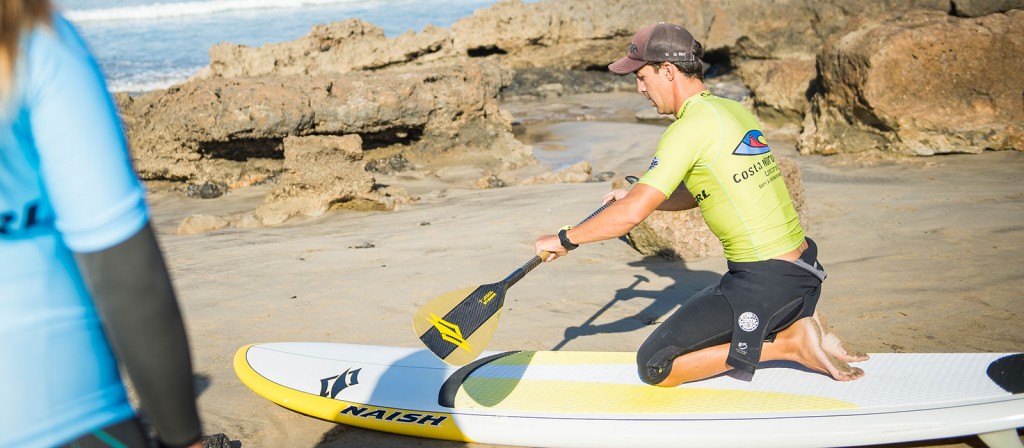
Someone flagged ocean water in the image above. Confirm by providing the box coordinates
[53,0,517,92]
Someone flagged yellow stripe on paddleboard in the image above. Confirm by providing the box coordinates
[473,351,856,413]
[456,378,857,414]
[233,345,471,442]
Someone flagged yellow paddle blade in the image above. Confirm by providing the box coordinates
[413,285,506,366]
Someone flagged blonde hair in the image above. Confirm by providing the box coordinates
[1,0,52,101]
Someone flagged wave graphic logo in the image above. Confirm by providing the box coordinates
[320,367,361,399]
[428,313,472,353]
[732,130,771,156]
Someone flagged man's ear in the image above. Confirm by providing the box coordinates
[662,62,676,81]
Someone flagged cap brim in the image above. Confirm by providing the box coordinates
[608,56,646,75]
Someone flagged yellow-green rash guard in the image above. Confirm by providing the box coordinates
[637,91,805,262]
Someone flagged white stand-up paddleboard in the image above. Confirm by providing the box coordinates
[234,343,1024,448]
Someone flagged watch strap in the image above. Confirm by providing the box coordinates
[558,226,579,251]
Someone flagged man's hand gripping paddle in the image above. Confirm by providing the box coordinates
[413,197,622,366]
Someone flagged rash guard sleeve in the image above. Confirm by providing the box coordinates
[24,16,147,253]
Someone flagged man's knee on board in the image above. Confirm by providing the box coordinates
[637,346,683,386]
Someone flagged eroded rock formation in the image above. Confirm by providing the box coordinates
[119,61,530,207]
[798,10,1024,155]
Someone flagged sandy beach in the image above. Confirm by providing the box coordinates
[146,91,1024,447]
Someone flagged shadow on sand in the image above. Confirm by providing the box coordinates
[552,255,721,351]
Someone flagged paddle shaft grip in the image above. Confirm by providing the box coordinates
[503,197,618,288]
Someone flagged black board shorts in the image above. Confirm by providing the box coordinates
[636,238,826,384]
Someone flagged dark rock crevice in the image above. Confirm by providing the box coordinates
[467,46,508,58]
[358,126,425,151]
[198,138,285,161]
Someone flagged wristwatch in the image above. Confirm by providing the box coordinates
[558,226,579,251]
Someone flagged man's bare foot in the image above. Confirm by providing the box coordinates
[813,312,870,363]
[778,317,865,381]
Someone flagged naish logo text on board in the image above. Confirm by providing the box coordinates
[340,405,449,426]
[428,313,472,353]
[320,368,361,399]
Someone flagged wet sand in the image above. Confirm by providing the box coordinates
[148,92,1024,447]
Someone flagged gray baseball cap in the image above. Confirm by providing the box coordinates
[608,22,697,75]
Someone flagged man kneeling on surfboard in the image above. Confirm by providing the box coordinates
[535,22,869,387]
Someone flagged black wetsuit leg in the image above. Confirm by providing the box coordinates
[636,283,733,385]
[636,283,810,385]
[635,239,825,385]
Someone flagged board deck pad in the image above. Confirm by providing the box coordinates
[235,343,1024,448]
[451,351,1013,414]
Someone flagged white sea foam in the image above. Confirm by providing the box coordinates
[63,0,506,94]
[66,0,372,23]
[107,66,203,93]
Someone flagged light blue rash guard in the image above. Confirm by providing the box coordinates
[0,14,149,448]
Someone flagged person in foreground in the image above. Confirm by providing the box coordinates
[1,1,203,446]
[535,22,868,387]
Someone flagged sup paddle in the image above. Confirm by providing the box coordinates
[414,196,624,366]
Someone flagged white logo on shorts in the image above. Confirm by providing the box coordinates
[738,312,759,332]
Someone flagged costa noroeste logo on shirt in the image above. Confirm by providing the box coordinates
[732,130,771,156]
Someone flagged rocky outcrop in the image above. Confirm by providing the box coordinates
[119,60,529,190]
[692,1,1023,133]
[253,135,407,226]
[702,1,950,59]
[951,0,1024,16]
[450,0,680,70]
[202,1,679,79]
[205,19,456,78]
[705,1,946,125]
[202,0,1009,80]
[622,158,807,260]
[798,10,1024,155]
[118,60,536,227]
[736,59,818,129]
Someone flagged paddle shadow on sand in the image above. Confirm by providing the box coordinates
[552,255,721,351]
